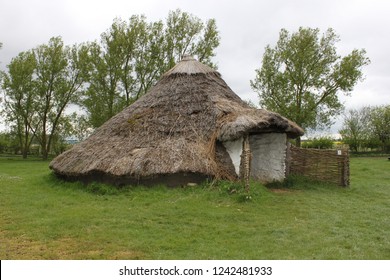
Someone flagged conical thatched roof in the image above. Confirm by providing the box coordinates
[50,55,303,186]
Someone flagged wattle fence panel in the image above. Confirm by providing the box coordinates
[287,145,350,187]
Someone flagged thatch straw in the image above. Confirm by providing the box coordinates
[50,56,304,186]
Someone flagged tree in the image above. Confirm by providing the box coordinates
[340,105,390,153]
[82,10,220,128]
[82,16,150,127]
[2,37,90,159]
[69,113,93,142]
[164,9,219,70]
[251,27,370,146]
[33,37,90,159]
[0,41,3,120]
[369,105,390,153]
[339,107,371,152]
[1,51,38,158]
[0,131,19,154]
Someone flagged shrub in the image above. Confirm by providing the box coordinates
[302,137,334,149]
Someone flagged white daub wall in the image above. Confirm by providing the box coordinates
[222,137,243,176]
[249,133,287,183]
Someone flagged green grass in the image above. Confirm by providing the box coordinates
[0,156,389,259]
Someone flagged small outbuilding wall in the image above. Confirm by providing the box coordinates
[249,133,287,183]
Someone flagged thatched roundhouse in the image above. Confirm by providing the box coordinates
[50,55,303,186]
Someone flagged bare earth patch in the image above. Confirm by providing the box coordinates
[0,230,145,260]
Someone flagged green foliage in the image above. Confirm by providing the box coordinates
[1,50,37,158]
[339,107,371,152]
[0,133,11,153]
[1,37,90,159]
[82,10,220,128]
[369,105,390,153]
[0,132,21,154]
[251,27,370,145]
[340,105,390,152]
[211,180,255,202]
[302,136,334,149]
[165,10,219,69]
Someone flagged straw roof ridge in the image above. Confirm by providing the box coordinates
[162,54,218,76]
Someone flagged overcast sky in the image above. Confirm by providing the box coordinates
[1,0,390,134]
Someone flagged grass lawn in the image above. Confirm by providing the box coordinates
[0,156,389,259]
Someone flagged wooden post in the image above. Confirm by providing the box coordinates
[285,142,291,178]
[342,149,350,187]
[240,134,251,193]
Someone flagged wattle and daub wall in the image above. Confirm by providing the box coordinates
[223,133,288,184]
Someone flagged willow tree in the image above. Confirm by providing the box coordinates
[370,105,390,153]
[82,10,220,128]
[251,27,370,146]
[1,51,37,158]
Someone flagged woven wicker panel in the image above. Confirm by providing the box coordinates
[289,145,350,186]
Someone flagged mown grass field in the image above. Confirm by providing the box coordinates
[0,156,389,259]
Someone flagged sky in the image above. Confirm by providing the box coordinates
[1,0,390,135]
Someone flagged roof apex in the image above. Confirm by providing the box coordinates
[163,54,218,76]
[181,54,196,61]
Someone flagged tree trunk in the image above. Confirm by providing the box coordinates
[22,149,28,159]
[42,147,49,160]
[295,136,302,147]
[22,124,29,159]
[41,123,48,160]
